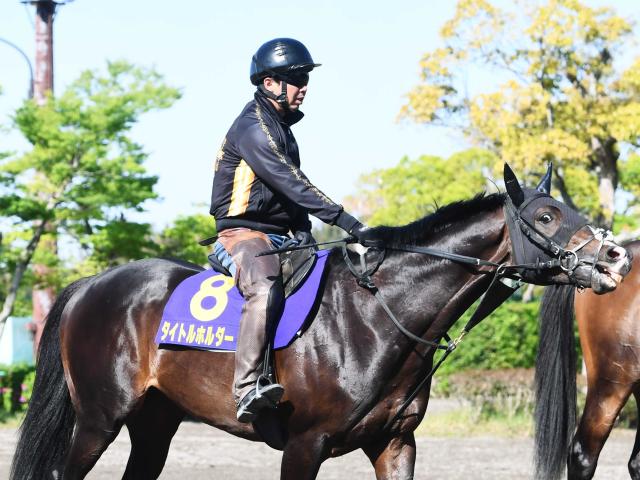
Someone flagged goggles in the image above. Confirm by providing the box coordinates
[281,71,309,88]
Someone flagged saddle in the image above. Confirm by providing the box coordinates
[207,247,317,297]
[206,246,318,450]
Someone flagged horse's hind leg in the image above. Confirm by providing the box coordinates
[363,432,416,480]
[568,380,632,480]
[122,387,185,479]
[62,415,123,479]
[627,389,640,479]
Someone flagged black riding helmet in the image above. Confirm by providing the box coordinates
[250,38,321,109]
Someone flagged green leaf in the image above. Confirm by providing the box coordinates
[0,60,180,311]
[401,0,640,228]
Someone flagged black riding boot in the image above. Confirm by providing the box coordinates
[236,278,285,423]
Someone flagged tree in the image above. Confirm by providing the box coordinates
[401,0,640,230]
[0,61,181,338]
[152,213,214,266]
[81,220,155,268]
[0,230,37,318]
[345,148,496,226]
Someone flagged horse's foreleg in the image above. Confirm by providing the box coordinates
[280,432,328,480]
[122,388,185,479]
[628,390,640,480]
[568,380,632,480]
[363,432,416,480]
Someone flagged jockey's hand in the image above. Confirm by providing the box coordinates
[334,210,384,248]
[294,230,316,247]
[349,222,385,248]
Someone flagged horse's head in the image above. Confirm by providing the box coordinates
[503,163,631,294]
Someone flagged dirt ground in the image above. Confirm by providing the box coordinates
[0,404,635,479]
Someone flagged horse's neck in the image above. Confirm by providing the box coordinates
[380,207,509,344]
[310,207,510,406]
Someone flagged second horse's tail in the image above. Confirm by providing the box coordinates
[533,284,577,480]
[10,277,90,480]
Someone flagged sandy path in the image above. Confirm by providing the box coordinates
[1,419,633,479]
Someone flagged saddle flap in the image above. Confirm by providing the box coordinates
[280,247,317,297]
[207,253,231,276]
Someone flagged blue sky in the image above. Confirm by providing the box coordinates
[1,0,639,229]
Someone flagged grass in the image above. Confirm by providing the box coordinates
[416,406,534,438]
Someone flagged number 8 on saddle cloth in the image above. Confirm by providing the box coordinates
[155,246,328,352]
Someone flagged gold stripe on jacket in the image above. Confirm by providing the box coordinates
[228,159,256,216]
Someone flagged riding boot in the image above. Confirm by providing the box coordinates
[217,229,285,422]
[236,279,285,422]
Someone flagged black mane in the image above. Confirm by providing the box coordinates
[370,192,506,245]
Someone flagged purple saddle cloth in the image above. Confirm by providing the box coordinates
[155,250,330,351]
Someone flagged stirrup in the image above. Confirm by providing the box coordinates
[236,380,284,423]
[256,376,284,406]
[255,375,283,408]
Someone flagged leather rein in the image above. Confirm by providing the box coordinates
[339,197,611,431]
[257,197,611,431]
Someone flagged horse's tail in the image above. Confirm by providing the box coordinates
[10,277,90,480]
[533,284,577,480]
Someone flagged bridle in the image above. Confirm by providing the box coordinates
[256,192,613,431]
[338,194,611,431]
[502,194,612,287]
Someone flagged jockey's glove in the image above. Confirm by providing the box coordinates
[350,223,385,248]
[294,230,316,247]
[334,211,384,248]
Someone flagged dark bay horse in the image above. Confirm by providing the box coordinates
[535,240,640,480]
[11,166,631,480]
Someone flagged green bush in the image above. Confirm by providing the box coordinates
[438,368,535,422]
[432,299,540,420]
[0,363,36,420]
[430,296,590,426]
[438,299,540,375]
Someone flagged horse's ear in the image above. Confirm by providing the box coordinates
[503,163,524,206]
[536,162,553,194]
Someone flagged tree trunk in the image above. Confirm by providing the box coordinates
[592,137,618,230]
[0,174,70,342]
[0,221,47,341]
[554,170,579,212]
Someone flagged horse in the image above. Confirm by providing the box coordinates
[11,164,631,480]
[535,240,640,480]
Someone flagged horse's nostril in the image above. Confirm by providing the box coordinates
[607,246,624,260]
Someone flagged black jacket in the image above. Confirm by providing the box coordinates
[210,92,343,235]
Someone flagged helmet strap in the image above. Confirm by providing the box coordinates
[258,79,290,111]
[278,80,289,108]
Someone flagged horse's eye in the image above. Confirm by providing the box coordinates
[538,212,554,224]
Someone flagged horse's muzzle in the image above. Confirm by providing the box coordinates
[589,242,633,294]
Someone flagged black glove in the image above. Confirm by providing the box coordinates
[350,222,384,248]
[294,230,316,247]
[334,211,384,248]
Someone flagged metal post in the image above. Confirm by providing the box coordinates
[23,0,71,356]
[32,0,57,105]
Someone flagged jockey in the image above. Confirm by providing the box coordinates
[209,37,379,423]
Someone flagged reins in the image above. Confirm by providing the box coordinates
[254,196,610,432]
[340,242,521,431]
